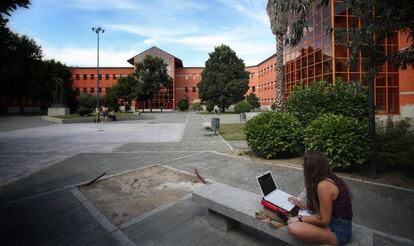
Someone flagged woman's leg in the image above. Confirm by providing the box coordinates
[288,221,337,245]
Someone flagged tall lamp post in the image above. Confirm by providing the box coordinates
[92,27,104,108]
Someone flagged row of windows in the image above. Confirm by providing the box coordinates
[75,87,109,93]
[182,87,197,92]
[254,64,278,79]
[74,74,129,80]
[176,74,201,80]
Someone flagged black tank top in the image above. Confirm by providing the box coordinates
[327,175,353,220]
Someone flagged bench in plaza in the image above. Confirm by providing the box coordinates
[192,182,373,246]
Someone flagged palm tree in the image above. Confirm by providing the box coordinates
[267,0,311,111]
[267,0,289,111]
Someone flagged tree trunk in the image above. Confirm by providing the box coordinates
[275,33,284,111]
[149,99,152,112]
[18,98,24,114]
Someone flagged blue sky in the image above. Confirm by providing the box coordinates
[9,0,275,67]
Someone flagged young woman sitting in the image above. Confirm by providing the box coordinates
[287,150,353,245]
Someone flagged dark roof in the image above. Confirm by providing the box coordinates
[127,46,183,66]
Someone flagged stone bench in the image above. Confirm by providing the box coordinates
[192,183,372,246]
[202,122,212,129]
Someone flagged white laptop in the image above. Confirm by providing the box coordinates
[256,171,296,211]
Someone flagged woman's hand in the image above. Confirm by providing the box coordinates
[288,196,306,208]
[287,217,299,224]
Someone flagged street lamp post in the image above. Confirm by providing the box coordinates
[92,27,104,108]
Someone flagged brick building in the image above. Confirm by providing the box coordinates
[71,1,414,117]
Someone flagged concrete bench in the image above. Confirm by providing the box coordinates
[202,122,212,129]
[192,183,372,246]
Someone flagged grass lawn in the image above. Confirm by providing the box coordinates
[218,123,246,141]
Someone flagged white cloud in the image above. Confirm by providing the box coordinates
[219,0,269,26]
[43,46,136,67]
[107,24,197,38]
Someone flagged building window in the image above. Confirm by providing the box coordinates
[82,87,87,93]
[252,86,255,92]
[91,74,95,80]
[192,87,196,92]
[75,74,80,80]
[83,74,87,80]
[113,74,117,79]
[105,74,109,80]
[98,87,102,93]
[98,74,102,80]
[90,88,95,93]
[185,87,188,92]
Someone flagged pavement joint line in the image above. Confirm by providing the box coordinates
[70,188,137,246]
[178,112,191,142]
[197,113,234,150]
[212,151,414,193]
[119,194,193,230]
[70,187,117,232]
[111,229,137,246]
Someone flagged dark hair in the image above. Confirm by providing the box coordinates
[303,150,333,212]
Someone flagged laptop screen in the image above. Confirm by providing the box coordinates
[258,172,277,196]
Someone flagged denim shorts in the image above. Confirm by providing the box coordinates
[330,217,352,245]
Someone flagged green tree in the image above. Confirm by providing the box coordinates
[267,0,310,111]
[245,93,260,109]
[0,0,30,27]
[132,55,172,112]
[32,59,78,112]
[197,44,249,112]
[0,32,42,113]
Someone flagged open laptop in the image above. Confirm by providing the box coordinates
[256,171,296,211]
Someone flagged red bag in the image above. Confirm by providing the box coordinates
[261,198,290,215]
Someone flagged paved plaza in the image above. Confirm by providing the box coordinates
[0,112,413,246]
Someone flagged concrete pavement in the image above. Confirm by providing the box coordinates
[0,112,413,245]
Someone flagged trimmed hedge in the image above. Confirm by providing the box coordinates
[77,107,93,116]
[376,117,414,171]
[190,102,202,111]
[285,80,368,127]
[244,112,303,159]
[178,99,189,111]
[234,101,251,114]
[304,113,370,169]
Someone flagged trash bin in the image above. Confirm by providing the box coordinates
[211,118,220,134]
[240,113,246,122]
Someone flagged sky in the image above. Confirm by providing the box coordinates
[8,0,276,67]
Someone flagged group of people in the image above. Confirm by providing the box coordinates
[95,106,116,123]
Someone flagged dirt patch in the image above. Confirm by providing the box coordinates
[79,165,205,226]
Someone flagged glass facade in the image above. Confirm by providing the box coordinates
[283,0,399,114]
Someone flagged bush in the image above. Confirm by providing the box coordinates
[190,102,202,111]
[206,102,215,112]
[178,99,189,111]
[234,101,251,114]
[244,112,303,159]
[246,93,260,109]
[304,114,370,169]
[285,80,368,127]
[79,94,95,110]
[376,117,414,171]
[77,107,93,116]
